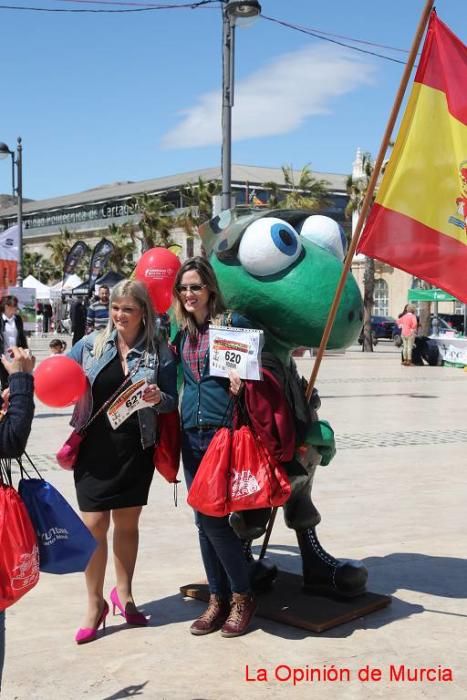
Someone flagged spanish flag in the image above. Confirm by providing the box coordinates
[357,12,467,301]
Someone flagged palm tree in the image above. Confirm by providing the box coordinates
[45,227,74,269]
[261,180,281,208]
[23,250,55,283]
[345,152,376,352]
[178,178,221,257]
[106,222,138,276]
[415,279,432,336]
[135,194,176,251]
[181,178,220,222]
[263,164,330,210]
[45,226,82,281]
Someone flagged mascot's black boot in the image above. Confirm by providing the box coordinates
[242,540,278,594]
[297,527,368,599]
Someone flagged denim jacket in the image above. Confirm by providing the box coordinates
[68,330,178,449]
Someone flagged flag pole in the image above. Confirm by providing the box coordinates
[259,0,435,563]
[305,0,435,399]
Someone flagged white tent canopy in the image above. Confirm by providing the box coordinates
[23,274,52,301]
[51,273,82,291]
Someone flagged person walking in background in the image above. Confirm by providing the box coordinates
[0,296,28,390]
[70,297,86,346]
[0,346,36,693]
[173,257,257,638]
[42,303,53,334]
[86,285,110,334]
[397,303,418,366]
[68,280,177,645]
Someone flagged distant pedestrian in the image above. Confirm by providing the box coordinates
[86,285,110,333]
[42,303,53,334]
[0,296,28,390]
[397,303,418,366]
[70,298,86,346]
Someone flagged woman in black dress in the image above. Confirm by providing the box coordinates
[68,280,177,644]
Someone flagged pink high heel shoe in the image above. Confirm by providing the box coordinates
[110,587,148,626]
[75,600,109,644]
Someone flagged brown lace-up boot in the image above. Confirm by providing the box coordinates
[190,594,230,636]
[220,592,257,638]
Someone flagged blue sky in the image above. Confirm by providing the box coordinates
[1,0,466,201]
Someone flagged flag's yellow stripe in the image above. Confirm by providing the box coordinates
[376,82,467,244]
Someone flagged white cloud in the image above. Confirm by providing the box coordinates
[161,44,376,149]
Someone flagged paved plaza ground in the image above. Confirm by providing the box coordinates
[2,337,467,699]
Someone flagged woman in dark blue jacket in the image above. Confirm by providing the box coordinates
[173,257,256,638]
[0,347,35,693]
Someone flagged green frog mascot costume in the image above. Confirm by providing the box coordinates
[199,208,368,599]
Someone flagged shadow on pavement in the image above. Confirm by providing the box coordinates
[363,552,467,599]
[134,547,465,641]
[101,682,148,698]
[260,545,467,599]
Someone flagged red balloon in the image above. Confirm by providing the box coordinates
[34,356,87,407]
[135,247,181,313]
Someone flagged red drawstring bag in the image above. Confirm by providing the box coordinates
[187,427,232,517]
[153,410,181,483]
[228,425,291,511]
[0,483,40,610]
[187,425,291,517]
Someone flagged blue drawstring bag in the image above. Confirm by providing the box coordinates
[18,475,96,575]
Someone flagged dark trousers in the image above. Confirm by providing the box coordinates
[182,428,250,597]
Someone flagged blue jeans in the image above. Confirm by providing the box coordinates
[182,428,250,597]
[0,610,5,691]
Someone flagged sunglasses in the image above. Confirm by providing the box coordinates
[176,284,207,294]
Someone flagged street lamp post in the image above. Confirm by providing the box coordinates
[0,137,23,286]
[221,1,261,212]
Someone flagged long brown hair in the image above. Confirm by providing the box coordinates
[173,257,226,337]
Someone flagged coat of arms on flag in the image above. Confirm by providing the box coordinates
[357,12,467,302]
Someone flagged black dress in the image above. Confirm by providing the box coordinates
[74,355,154,512]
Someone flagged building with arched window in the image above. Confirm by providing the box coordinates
[349,148,464,320]
[373,278,389,316]
[351,257,464,319]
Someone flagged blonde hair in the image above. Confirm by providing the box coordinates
[93,280,158,358]
[173,257,226,338]
[406,303,416,313]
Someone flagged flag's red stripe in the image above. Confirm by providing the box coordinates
[415,14,467,125]
[358,204,467,302]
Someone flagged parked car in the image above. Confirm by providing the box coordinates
[430,315,460,335]
[437,313,464,334]
[358,316,398,345]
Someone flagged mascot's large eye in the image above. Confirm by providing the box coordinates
[238,217,302,276]
[299,215,348,261]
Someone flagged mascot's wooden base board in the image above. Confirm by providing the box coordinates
[180,570,391,634]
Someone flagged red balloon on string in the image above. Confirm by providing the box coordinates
[34,356,87,407]
[135,247,181,313]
